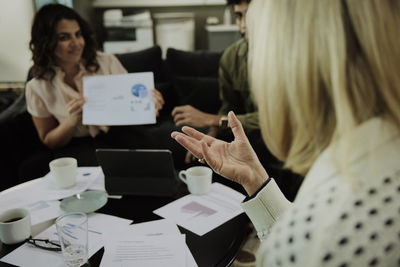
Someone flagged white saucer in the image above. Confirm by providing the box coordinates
[60,191,108,213]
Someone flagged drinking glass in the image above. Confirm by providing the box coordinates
[55,212,88,267]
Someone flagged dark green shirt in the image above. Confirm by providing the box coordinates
[218,38,259,132]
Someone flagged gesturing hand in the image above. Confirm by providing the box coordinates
[183,128,218,163]
[151,88,165,117]
[171,111,269,195]
[66,96,86,127]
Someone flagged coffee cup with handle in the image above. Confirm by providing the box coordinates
[0,208,31,245]
[179,166,212,195]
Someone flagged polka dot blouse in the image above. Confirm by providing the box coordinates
[241,118,400,267]
[260,173,399,267]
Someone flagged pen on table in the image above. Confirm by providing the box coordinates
[107,195,123,199]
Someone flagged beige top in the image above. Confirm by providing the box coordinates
[26,52,127,138]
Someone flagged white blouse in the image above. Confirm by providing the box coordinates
[26,52,127,137]
[242,118,400,267]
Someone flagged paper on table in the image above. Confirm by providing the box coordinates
[100,219,194,267]
[153,182,246,236]
[135,220,198,267]
[26,200,63,226]
[0,167,102,215]
[101,234,186,267]
[121,218,181,236]
[40,167,103,201]
[0,213,133,267]
[87,167,105,191]
[115,219,197,267]
[83,72,156,126]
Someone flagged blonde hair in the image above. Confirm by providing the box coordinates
[248,0,400,175]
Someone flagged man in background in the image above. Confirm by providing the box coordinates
[172,0,301,201]
[172,0,256,161]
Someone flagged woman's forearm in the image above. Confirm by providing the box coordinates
[42,120,77,149]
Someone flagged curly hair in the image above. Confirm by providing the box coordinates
[29,4,99,80]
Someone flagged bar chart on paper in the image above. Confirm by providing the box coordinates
[154,183,245,236]
[181,202,217,220]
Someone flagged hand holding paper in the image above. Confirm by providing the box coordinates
[151,88,165,116]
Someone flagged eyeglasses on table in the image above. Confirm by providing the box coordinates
[26,238,62,251]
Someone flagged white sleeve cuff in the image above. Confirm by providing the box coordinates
[241,178,292,240]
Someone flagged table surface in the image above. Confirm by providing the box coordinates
[0,182,250,267]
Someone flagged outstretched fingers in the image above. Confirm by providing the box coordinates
[201,141,219,172]
[171,131,204,159]
[228,111,248,141]
[181,126,216,146]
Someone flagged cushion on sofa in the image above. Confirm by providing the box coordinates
[154,81,176,116]
[172,76,221,114]
[166,48,222,78]
[165,48,222,113]
[116,45,165,83]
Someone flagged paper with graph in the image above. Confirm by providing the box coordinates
[83,72,156,125]
[153,183,245,236]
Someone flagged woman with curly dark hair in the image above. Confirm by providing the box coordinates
[29,4,99,81]
[25,4,165,164]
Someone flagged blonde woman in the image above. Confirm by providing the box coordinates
[172,0,400,266]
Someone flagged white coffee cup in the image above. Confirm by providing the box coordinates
[0,208,31,245]
[49,157,77,188]
[179,166,212,195]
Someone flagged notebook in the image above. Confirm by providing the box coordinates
[96,148,179,196]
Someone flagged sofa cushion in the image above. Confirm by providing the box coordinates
[0,89,19,114]
[166,48,222,78]
[116,46,165,83]
[172,76,221,114]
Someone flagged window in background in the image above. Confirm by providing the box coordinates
[0,0,35,82]
[35,0,72,10]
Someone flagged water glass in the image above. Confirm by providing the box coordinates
[56,212,88,267]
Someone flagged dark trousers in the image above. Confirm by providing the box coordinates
[0,112,51,189]
[0,116,189,190]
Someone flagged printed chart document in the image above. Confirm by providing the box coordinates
[153,183,246,236]
[100,219,197,267]
[83,72,156,125]
[0,213,132,267]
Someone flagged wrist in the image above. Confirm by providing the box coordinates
[208,114,222,127]
[243,168,269,195]
[64,118,79,129]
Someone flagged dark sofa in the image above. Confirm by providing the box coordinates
[0,45,302,201]
[0,45,224,191]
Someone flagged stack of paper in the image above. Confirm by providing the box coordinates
[154,182,246,236]
[100,219,197,267]
[0,213,133,267]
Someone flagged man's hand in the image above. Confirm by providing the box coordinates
[171,105,219,127]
